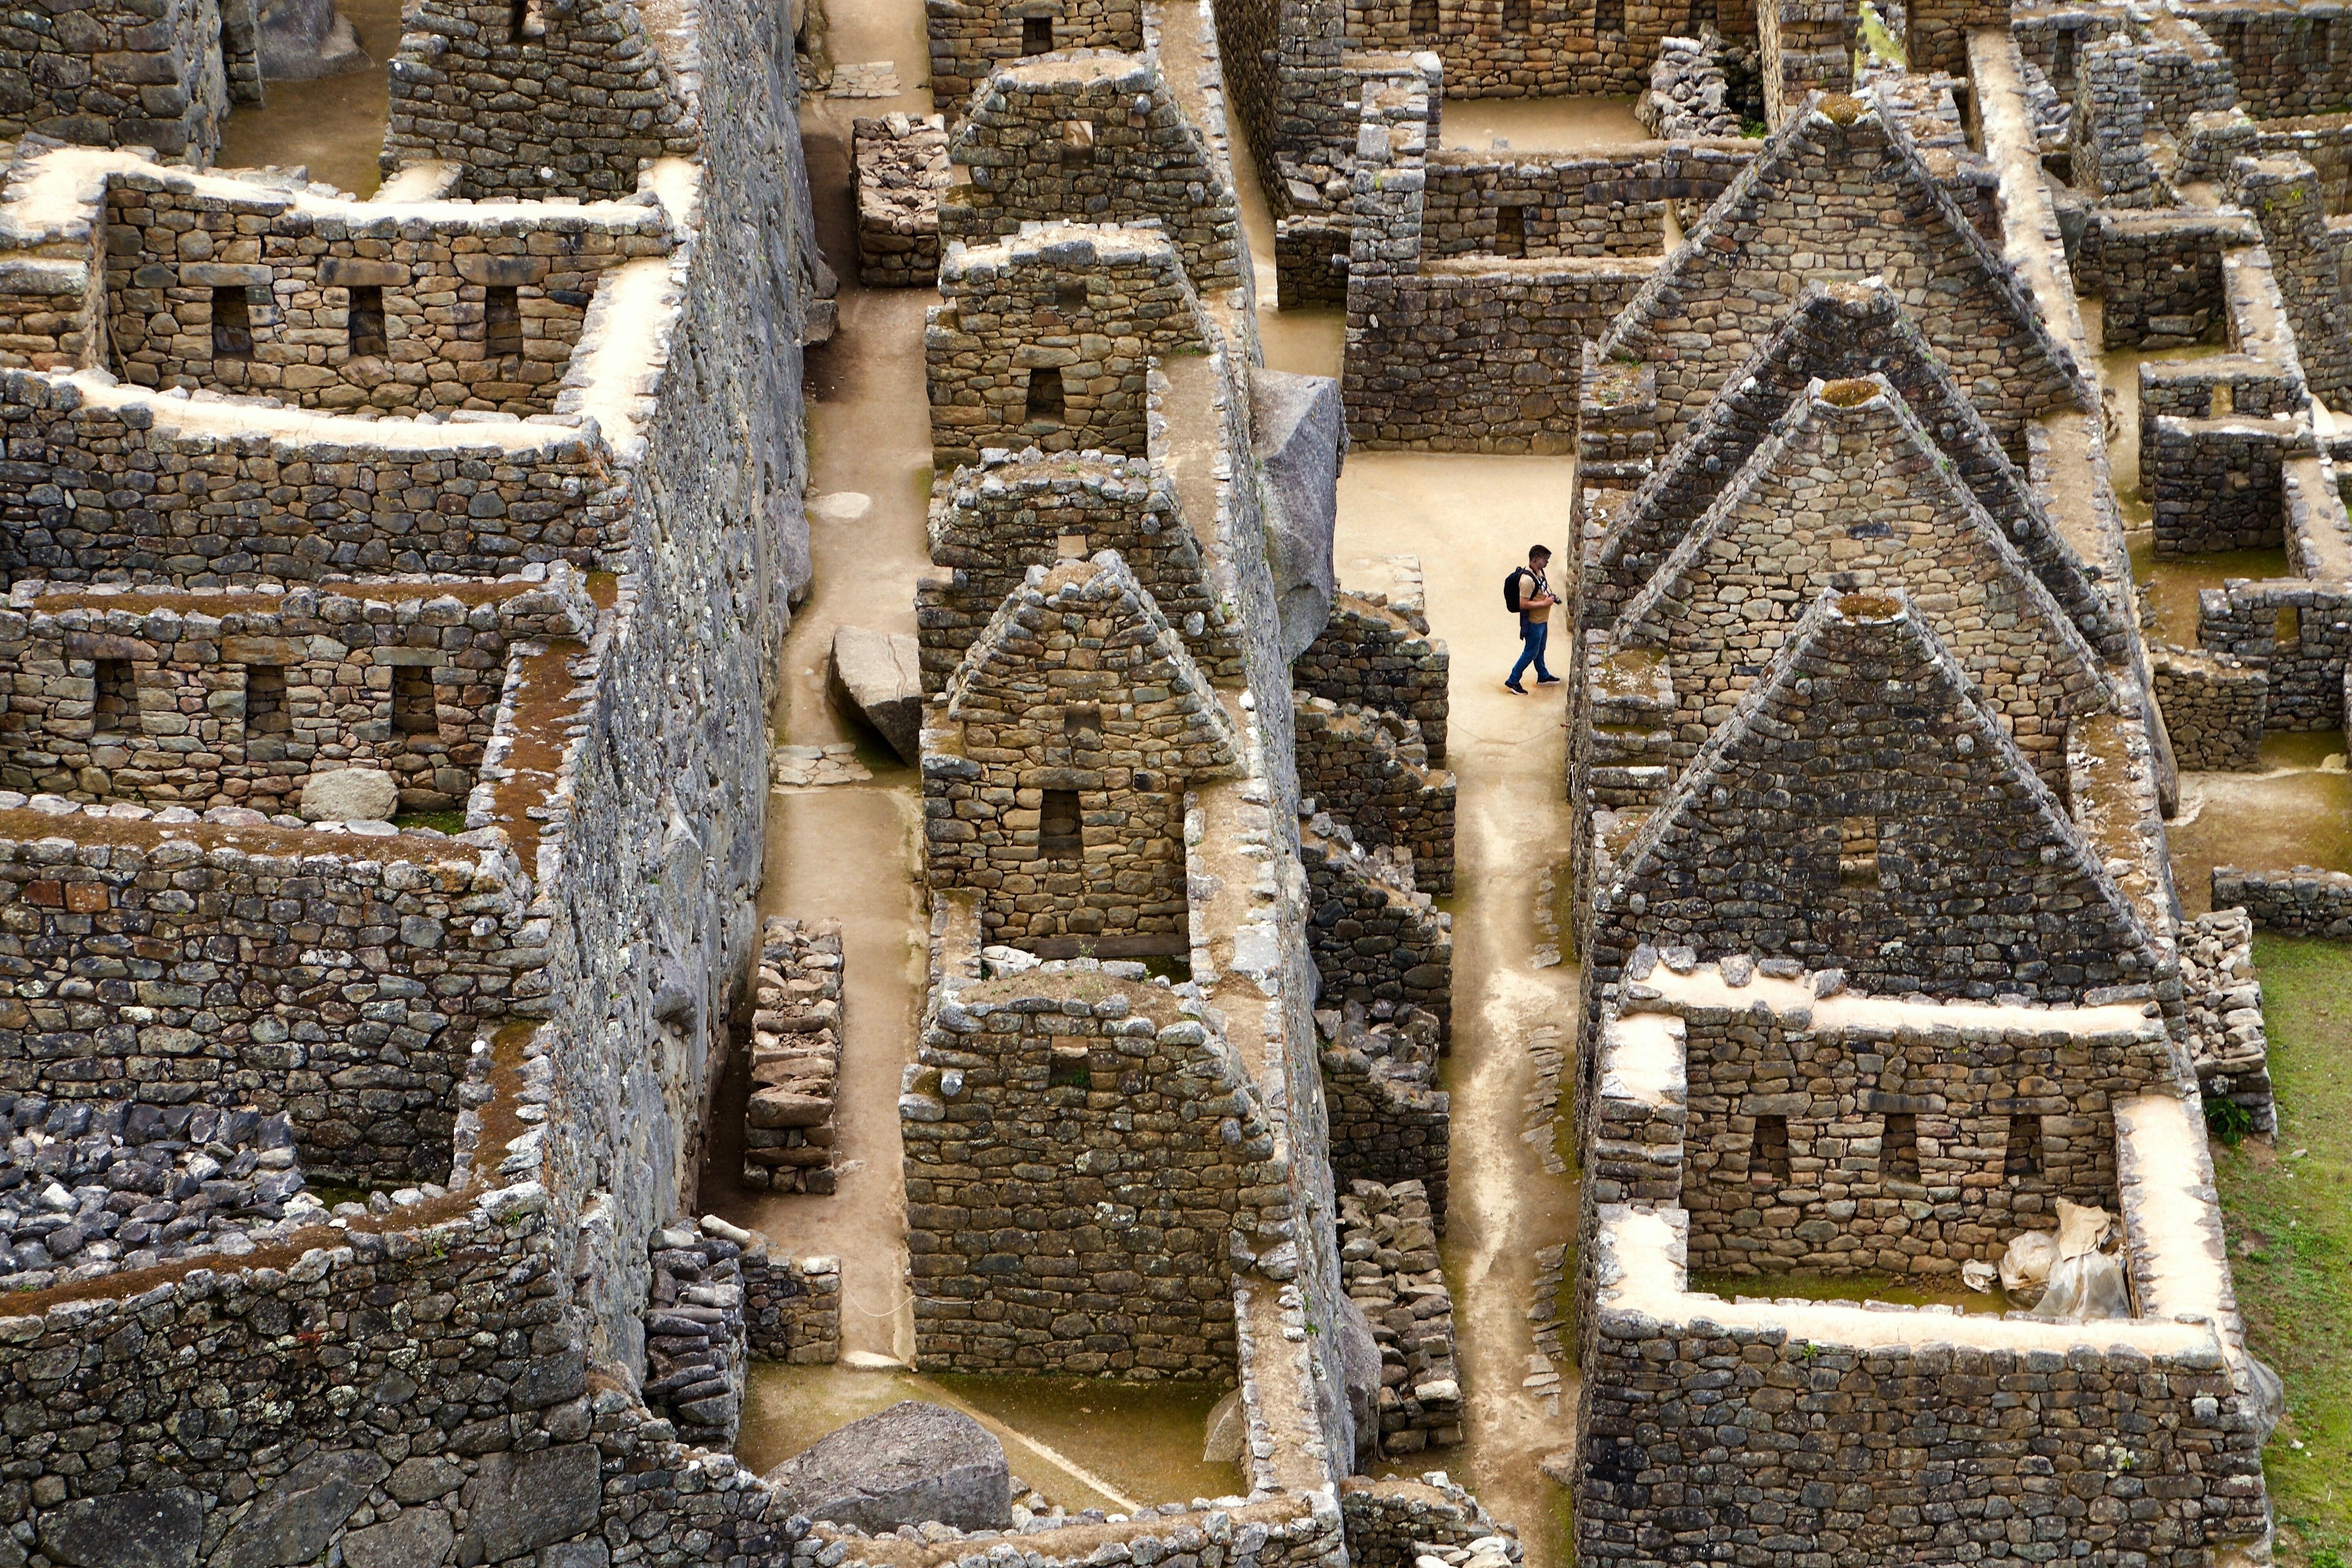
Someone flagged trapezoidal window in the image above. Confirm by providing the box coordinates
[1025,366,1067,428]
[1410,0,1437,33]
[2277,605,2302,649]
[1749,1114,1791,1184]
[1022,14,1054,52]
[1594,0,1621,33]
[2005,1114,2044,1178]
[348,285,388,357]
[1882,1112,1919,1182]
[244,666,289,734]
[1502,0,1531,30]
[1494,204,1527,257]
[211,287,254,362]
[484,286,523,356]
[1038,788,1084,859]
[393,666,439,736]
[1838,814,1880,889]
[91,659,137,734]
[1048,1043,1091,1088]
[510,0,545,40]
[1063,703,1102,736]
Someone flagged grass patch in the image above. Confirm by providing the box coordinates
[393,810,469,835]
[2214,936,2352,1564]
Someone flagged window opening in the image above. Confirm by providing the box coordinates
[1494,204,1527,257]
[92,660,136,734]
[1026,366,1067,426]
[348,285,387,357]
[484,286,523,356]
[245,666,289,734]
[1751,1114,1791,1183]
[510,0,545,40]
[212,287,254,361]
[2005,1114,2044,1177]
[1022,14,1054,53]
[1503,0,1531,31]
[1038,788,1083,858]
[1839,814,1880,889]
[2277,605,2301,649]
[393,666,439,736]
[1049,1044,1091,1088]
[1594,0,1620,32]
[1411,0,1437,32]
[1883,1112,1918,1182]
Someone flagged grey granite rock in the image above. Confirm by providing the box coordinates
[762,1401,1011,1531]
[1251,368,1347,663]
[39,1490,204,1568]
[213,1451,387,1566]
[338,1508,454,1568]
[299,768,401,822]
[827,626,923,765]
[458,1444,601,1564]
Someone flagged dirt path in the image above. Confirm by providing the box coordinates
[1332,462,1585,1566]
[702,19,937,1365]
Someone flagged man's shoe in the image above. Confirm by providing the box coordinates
[1535,675,1562,686]
[1503,682,1528,696]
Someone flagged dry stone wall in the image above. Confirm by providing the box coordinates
[0,823,541,1185]
[741,917,843,1195]
[939,56,1244,296]
[0,0,239,160]
[382,0,702,198]
[919,448,1242,692]
[1597,95,2090,442]
[2213,862,2352,935]
[741,1245,842,1363]
[1292,694,1453,895]
[1343,0,1686,97]
[1338,1178,1460,1453]
[1302,812,1450,1037]
[642,1219,750,1449]
[1292,585,1448,761]
[2196,578,2352,729]
[927,225,1213,470]
[925,0,1145,113]
[856,114,950,287]
[2150,643,2267,770]
[2179,908,2272,1133]
[902,965,1283,1378]
[2181,0,2352,122]
[0,573,589,813]
[925,553,1240,955]
[1611,972,2175,1276]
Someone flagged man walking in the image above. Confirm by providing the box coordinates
[1504,544,1559,695]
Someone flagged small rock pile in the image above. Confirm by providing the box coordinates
[0,1097,322,1289]
[742,918,845,1193]
[854,114,951,287]
[644,1218,750,1449]
[1639,36,1744,140]
[2181,908,2274,1134]
[1340,1178,1463,1453]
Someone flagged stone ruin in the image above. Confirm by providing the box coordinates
[4,0,2350,1555]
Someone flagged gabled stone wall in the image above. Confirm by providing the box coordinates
[1293,584,1449,761]
[918,448,1242,691]
[902,965,1279,1376]
[381,0,701,198]
[925,553,1240,954]
[939,56,1245,295]
[925,0,1145,113]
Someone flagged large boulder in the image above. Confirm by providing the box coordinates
[762,1401,1011,1532]
[1337,1294,1383,1471]
[299,767,400,822]
[827,626,922,765]
[1251,368,1347,663]
[457,1444,602,1564]
[255,0,370,78]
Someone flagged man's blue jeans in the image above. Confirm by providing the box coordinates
[1508,619,1553,687]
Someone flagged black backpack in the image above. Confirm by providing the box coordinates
[1504,569,1524,613]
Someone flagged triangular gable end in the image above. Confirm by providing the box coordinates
[1616,375,2113,779]
[945,549,1243,775]
[1593,281,2125,661]
[1594,91,2092,442]
[1602,588,2158,1001]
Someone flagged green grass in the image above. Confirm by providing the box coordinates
[393,810,469,835]
[2215,937,2352,1564]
